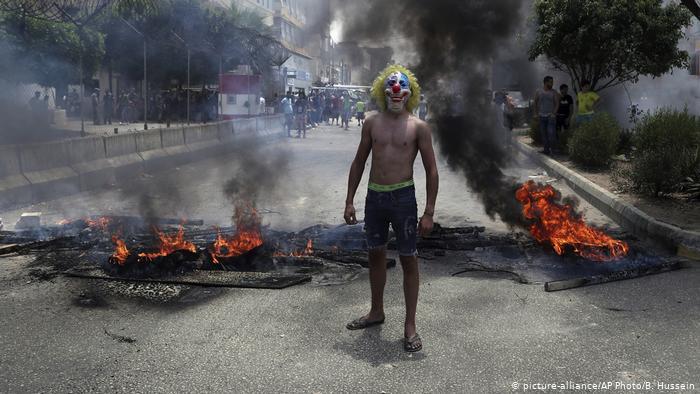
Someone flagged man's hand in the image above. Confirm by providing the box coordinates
[418,214,434,237]
[344,204,358,225]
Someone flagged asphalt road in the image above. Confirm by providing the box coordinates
[0,123,698,393]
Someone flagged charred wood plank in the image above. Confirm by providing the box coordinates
[313,250,396,268]
[98,216,204,226]
[65,268,311,289]
[544,260,685,292]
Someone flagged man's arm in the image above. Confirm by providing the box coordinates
[553,92,561,115]
[344,116,373,224]
[417,120,439,236]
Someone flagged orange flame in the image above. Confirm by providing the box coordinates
[210,204,264,263]
[274,239,314,257]
[137,225,197,261]
[515,181,629,261]
[111,234,130,265]
[86,216,111,231]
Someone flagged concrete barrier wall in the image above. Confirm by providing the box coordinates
[0,145,31,208]
[217,122,235,143]
[69,136,106,163]
[19,140,79,202]
[20,140,72,172]
[135,130,162,152]
[69,136,113,190]
[105,133,137,158]
[0,145,23,178]
[183,125,204,144]
[161,127,185,147]
[201,123,219,141]
[0,116,282,209]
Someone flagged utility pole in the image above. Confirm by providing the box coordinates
[171,31,190,125]
[120,17,147,130]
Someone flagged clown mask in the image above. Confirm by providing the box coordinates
[384,72,411,113]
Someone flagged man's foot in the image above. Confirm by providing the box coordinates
[404,333,422,352]
[346,314,385,330]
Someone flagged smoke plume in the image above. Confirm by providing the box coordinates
[336,0,531,226]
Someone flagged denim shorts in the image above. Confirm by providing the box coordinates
[364,184,418,256]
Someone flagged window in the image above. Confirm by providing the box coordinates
[227,94,237,105]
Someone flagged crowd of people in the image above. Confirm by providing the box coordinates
[59,87,219,127]
[495,76,601,155]
[533,76,600,155]
[277,89,372,138]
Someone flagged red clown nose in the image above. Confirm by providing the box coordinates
[391,84,401,94]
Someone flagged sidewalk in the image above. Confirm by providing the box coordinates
[515,135,700,260]
[58,118,191,136]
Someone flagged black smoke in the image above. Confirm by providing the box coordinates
[336,0,531,227]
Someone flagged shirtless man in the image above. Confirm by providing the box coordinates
[343,65,439,352]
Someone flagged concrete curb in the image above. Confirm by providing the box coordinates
[515,140,700,260]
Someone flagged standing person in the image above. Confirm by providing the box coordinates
[68,88,79,116]
[331,94,340,125]
[91,88,100,125]
[576,79,600,125]
[556,84,574,139]
[533,76,560,155]
[281,93,294,137]
[103,90,113,125]
[503,93,516,134]
[318,92,326,125]
[355,99,365,127]
[344,65,439,353]
[315,92,323,125]
[294,91,308,138]
[41,94,50,127]
[259,95,266,116]
[28,91,41,115]
[341,92,352,130]
[418,94,428,121]
[325,94,333,125]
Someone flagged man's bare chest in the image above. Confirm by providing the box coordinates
[371,126,417,150]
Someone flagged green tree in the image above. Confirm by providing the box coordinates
[0,11,104,87]
[529,0,691,92]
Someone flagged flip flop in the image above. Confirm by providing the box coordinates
[346,316,385,330]
[404,333,422,352]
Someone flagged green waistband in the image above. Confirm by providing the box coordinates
[368,180,414,192]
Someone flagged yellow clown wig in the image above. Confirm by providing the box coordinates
[371,64,421,113]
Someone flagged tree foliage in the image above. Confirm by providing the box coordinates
[0,0,280,89]
[100,0,282,88]
[529,0,691,92]
[0,10,104,87]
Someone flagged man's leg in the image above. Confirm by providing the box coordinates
[539,116,550,153]
[400,254,419,338]
[367,247,388,320]
[547,116,557,153]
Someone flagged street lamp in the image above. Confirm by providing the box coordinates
[171,31,191,125]
[120,17,148,130]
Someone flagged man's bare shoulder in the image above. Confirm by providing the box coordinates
[365,112,380,123]
[410,115,432,135]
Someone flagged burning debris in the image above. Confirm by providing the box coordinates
[516,181,629,261]
[210,204,264,263]
[137,225,197,261]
